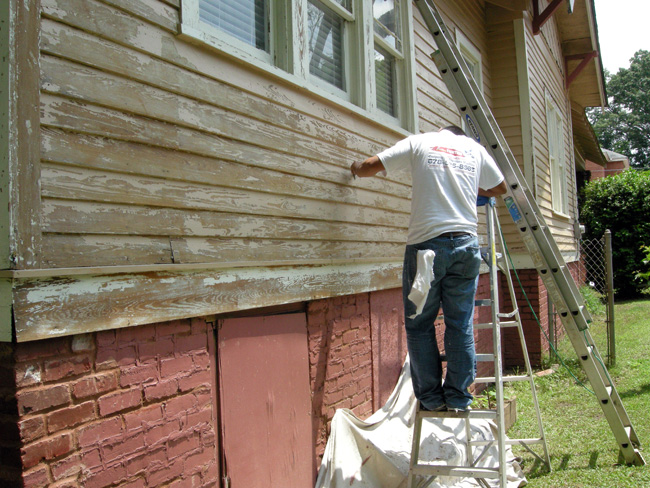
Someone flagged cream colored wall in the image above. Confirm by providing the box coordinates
[523,7,579,257]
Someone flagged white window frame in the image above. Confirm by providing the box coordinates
[545,95,569,216]
[179,0,417,131]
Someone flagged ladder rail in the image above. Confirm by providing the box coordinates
[414,0,644,466]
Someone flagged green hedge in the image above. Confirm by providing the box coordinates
[580,170,650,298]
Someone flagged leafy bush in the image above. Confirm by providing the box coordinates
[579,285,606,316]
[580,170,650,298]
[635,245,650,295]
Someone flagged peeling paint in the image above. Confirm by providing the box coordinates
[23,365,40,383]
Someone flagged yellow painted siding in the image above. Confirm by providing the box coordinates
[524,10,578,256]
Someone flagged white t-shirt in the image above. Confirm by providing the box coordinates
[378,130,504,245]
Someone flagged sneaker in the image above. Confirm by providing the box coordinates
[447,405,471,413]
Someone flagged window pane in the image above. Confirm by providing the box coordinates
[375,47,396,116]
[308,1,345,90]
[330,0,352,12]
[200,0,269,52]
[373,0,401,52]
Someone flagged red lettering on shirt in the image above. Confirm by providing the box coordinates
[430,146,465,158]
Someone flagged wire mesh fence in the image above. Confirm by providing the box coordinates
[580,236,607,296]
[579,232,615,365]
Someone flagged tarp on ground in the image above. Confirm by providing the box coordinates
[315,358,527,488]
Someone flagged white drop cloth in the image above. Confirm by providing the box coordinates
[315,358,526,488]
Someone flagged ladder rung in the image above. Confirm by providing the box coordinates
[474,320,518,330]
[411,465,500,479]
[475,375,530,383]
[470,438,545,447]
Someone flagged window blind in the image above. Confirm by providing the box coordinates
[200,0,269,52]
[375,47,396,116]
[308,1,345,90]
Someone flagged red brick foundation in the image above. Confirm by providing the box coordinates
[5,318,219,487]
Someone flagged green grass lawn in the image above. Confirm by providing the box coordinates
[504,299,650,487]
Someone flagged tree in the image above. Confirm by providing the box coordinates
[580,170,650,298]
[587,50,650,169]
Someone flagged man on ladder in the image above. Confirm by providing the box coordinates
[351,125,507,412]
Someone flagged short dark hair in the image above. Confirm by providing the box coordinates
[441,125,467,137]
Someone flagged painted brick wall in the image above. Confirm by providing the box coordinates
[500,261,583,368]
[307,294,375,467]
[10,318,218,487]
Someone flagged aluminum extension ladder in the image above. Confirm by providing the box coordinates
[413,0,644,466]
[406,199,550,488]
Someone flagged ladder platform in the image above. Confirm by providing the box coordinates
[411,464,500,479]
[418,408,497,420]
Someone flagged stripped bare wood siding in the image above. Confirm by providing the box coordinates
[523,9,578,254]
[39,0,412,271]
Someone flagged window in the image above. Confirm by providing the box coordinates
[373,0,403,118]
[456,30,482,91]
[180,0,416,129]
[308,0,348,92]
[546,97,568,215]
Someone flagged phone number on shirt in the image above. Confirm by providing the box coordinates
[427,156,476,173]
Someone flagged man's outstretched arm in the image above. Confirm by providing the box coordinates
[350,156,386,178]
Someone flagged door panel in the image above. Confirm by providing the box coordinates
[218,313,313,487]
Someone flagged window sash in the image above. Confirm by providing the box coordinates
[547,103,567,214]
[373,0,402,53]
[308,0,346,91]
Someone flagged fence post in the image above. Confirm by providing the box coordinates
[604,229,615,366]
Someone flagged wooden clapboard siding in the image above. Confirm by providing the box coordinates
[41,234,404,268]
[525,10,578,255]
[3,0,436,340]
[42,200,404,243]
[8,0,584,341]
[485,9,524,252]
[413,0,493,130]
[37,0,414,274]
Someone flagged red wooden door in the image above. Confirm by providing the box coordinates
[218,313,313,487]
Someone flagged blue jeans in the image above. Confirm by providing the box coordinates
[403,234,481,410]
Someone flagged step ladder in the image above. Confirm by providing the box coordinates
[413,0,644,466]
[406,199,550,488]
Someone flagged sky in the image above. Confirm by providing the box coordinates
[593,0,650,74]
